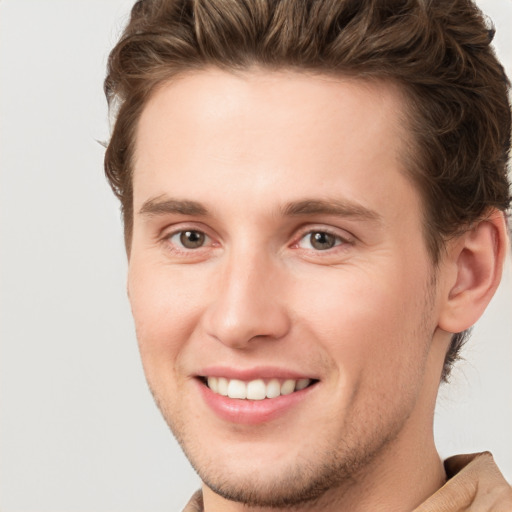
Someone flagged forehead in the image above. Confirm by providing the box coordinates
[132,68,417,225]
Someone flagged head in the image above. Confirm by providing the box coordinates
[105,0,511,382]
[104,0,511,507]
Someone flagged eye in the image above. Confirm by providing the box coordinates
[169,230,209,249]
[298,231,344,251]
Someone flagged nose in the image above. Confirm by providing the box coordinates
[202,250,291,349]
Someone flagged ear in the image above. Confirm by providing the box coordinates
[438,209,508,334]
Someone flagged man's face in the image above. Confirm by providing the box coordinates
[128,69,448,506]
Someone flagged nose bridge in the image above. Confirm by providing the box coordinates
[203,244,290,348]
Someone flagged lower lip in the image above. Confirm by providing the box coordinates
[196,379,317,425]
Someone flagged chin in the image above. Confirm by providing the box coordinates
[169,413,402,509]
[193,453,347,508]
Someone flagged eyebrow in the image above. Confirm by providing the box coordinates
[138,196,381,222]
[282,199,381,222]
[139,196,209,217]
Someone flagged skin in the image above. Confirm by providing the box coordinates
[128,68,470,511]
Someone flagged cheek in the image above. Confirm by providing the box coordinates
[127,260,207,370]
[291,265,431,379]
[301,273,433,432]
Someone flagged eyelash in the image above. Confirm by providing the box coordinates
[164,228,215,253]
[293,228,353,252]
[160,225,354,256]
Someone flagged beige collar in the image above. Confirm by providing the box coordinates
[413,452,512,512]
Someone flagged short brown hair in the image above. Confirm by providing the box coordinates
[104,0,511,380]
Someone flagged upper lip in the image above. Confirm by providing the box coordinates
[197,366,318,381]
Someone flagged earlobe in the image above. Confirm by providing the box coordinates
[438,210,508,334]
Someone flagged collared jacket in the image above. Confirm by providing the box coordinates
[182,452,512,512]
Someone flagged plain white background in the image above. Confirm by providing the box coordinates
[0,1,510,510]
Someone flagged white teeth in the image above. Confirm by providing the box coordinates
[227,379,247,399]
[266,378,281,399]
[206,377,313,400]
[296,378,310,391]
[247,379,266,400]
[217,377,228,396]
[207,376,218,393]
[280,379,296,395]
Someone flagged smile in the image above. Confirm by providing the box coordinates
[203,377,315,400]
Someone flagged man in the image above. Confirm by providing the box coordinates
[104,0,512,510]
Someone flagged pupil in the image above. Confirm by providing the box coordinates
[180,231,205,248]
[311,232,335,250]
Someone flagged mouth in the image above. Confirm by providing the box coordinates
[199,376,318,400]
